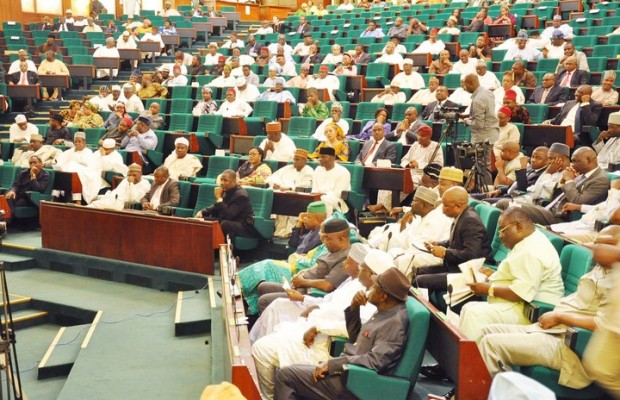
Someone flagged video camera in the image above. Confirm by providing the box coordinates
[434,106,460,123]
[455,141,492,158]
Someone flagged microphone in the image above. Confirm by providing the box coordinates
[403,254,416,283]
[384,231,393,252]
[447,284,454,310]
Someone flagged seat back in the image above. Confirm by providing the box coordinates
[394,297,430,384]
[177,180,192,208]
[252,101,278,120]
[206,156,237,180]
[523,104,549,124]
[197,114,223,135]
[292,137,319,153]
[171,86,192,99]
[474,202,500,245]
[560,245,593,296]
[287,117,316,137]
[356,102,382,120]
[83,127,106,148]
[0,165,20,191]
[169,113,193,131]
[194,182,217,214]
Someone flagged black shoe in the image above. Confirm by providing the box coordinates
[420,364,448,380]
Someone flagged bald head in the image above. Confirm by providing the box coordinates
[463,73,480,94]
[442,186,469,218]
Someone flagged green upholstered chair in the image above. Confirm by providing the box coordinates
[346,139,361,163]
[83,128,106,149]
[340,163,365,211]
[197,114,225,150]
[0,165,21,194]
[13,169,55,219]
[193,155,238,184]
[292,137,319,153]
[287,117,317,137]
[193,183,216,215]
[523,104,549,124]
[355,102,382,121]
[168,113,193,131]
[145,130,166,167]
[391,103,410,122]
[345,296,430,400]
[245,101,279,137]
[171,180,194,217]
[474,202,501,247]
[235,187,275,250]
[364,63,390,88]
[169,98,193,114]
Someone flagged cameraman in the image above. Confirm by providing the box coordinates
[462,73,499,184]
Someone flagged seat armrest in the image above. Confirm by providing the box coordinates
[565,327,593,358]
[26,191,52,207]
[524,300,555,322]
[308,288,327,297]
[345,364,410,400]
[146,149,163,167]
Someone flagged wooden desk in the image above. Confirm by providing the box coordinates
[523,124,574,154]
[272,191,322,216]
[177,28,197,48]
[93,57,120,81]
[67,65,95,90]
[412,291,491,400]
[363,166,414,207]
[193,21,213,41]
[40,202,224,275]
[162,34,181,54]
[209,17,228,36]
[7,84,41,110]
[38,75,70,90]
[219,245,261,400]
[118,48,140,66]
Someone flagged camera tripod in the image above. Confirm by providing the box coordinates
[428,118,461,169]
[0,262,23,400]
[463,143,492,194]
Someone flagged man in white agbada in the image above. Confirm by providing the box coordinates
[216,88,253,117]
[9,114,38,143]
[12,134,60,168]
[413,29,445,55]
[266,148,315,238]
[408,77,440,106]
[139,26,165,61]
[93,37,120,79]
[121,0,141,17]
[375,187,452,279]
[92,138,130,193]
[307,65,340,101]
[550,179,620,243]
[203,43,223,66]
[259,122,296,162]
[311,147,351,211]
[475,60,502,91]
[251,246,385,400]
[451,49,478,76]
[163,137,202,180]
[374,42,405,69]
[370,82,406,105]
[593,111,620,169]
[234,77,260,103]
[7,50,37,74]
[370,167,463,276]
[121,84,145,113]
[89,163,151,210]
[391,59,425,90]
[459,208,564,342]
[53,132,97,203]
[399,125,444,186]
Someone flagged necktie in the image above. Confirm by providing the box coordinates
[574,104,582,134]
[540,89,549,104]
[298,24,303,33]
[448,221,456,246]
[545,175,586,212]
[560,71,571,87]
[362,141,379,164]
[19,73,27,85]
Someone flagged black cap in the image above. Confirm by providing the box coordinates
[319,147,336,157]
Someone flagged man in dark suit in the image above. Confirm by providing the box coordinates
[355,123,397,166]
[484,146,549,204]
[527,73,567,106]
[196,169,259,241]
[556,56,589,88]
[245,35,262,57]
[543,85,602,145]
[53,17,74,32]
[5,155,50,224]
[7,62,39,85]
[353,45,371,64]
[420,86,459,121]
[300,44,323,65]
[140,166,180,213]
[294,15,311,35]
[414,186,492,294]
[519,147,610,226]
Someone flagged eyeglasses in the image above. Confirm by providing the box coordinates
[498,222,516,236]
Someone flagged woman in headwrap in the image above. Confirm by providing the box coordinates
[309,123,350,162]
[103,101,129,129]
[60,100,82,127]
[236,146,272,186]
[73,101,105,129]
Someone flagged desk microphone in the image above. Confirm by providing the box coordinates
[384,232,393,252]
[447,284,454,309]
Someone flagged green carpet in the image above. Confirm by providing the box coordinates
[5,269,212,400]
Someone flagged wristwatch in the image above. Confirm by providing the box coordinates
[216,198,223,203]
[488,284,495,298]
